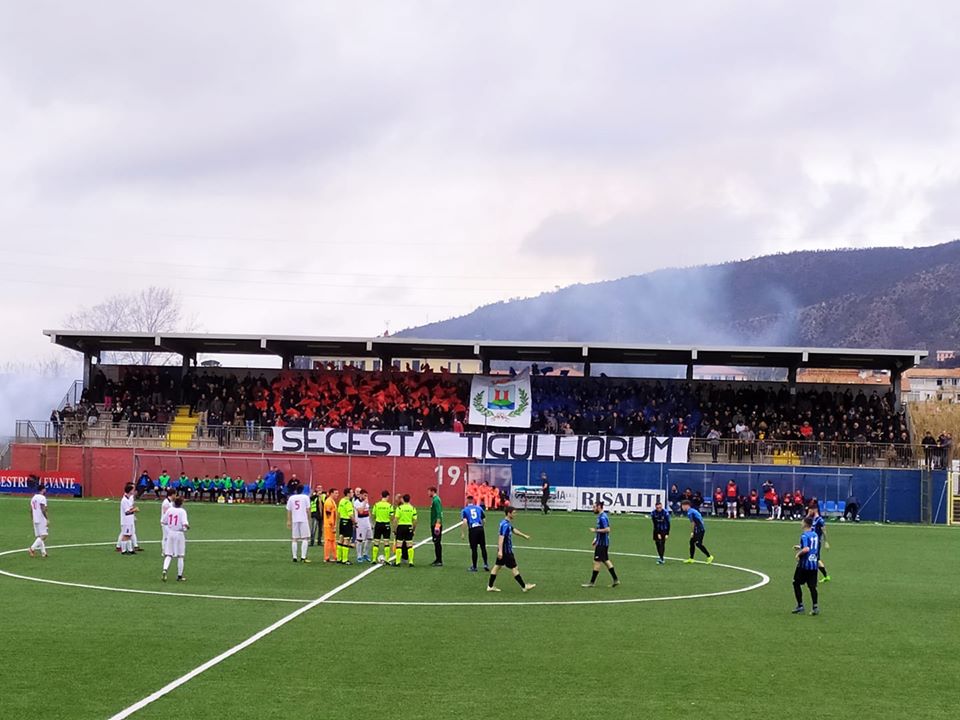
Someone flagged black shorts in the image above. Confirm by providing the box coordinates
[593,545,609,563]
[374,522,391,540]
[495,552,517,569]
[793,567,818,587]
[653,531,667,542]
[468,526,486,547]
[692,528,705,542]
[338,519,354,538]
[395,525,414,543]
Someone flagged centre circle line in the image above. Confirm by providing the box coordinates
[0,539,770,607]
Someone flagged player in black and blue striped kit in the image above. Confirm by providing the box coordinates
[582,501,620,588]
[681,499,714,564]
[792,516,820,615]
[650,500,670,565]
[460,495,489,572]
[807,503,831,582]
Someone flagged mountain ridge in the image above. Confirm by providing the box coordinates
[398,241,960,350]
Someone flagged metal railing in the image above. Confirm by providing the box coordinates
[15,419,278,451]
[58,380,84,412]
[688,438,946,469]
[0,440,11,470]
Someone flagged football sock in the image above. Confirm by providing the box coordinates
[291,542,298,560]
[488,574,496,588]
[372,546,380,561]
[177,558,184,575]
[688,538,695,559]
[608,567,618,581]
[793,583,803,605]
[514,574,526,588]
[163,556,171,571]
[30,538,42,551]
[408,547,414,564]
[395,548,401,564]
[132,532,139,547]
[810,586,819,605]
[300,540,309,559]
[590,570,599,584]
[819,565,828,578]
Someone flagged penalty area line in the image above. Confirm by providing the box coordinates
[107,523,462,719]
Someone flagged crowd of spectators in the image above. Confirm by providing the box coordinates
[531,379,907,443]
[67,368,923,461]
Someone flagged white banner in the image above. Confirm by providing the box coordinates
[509,485,577,510]
[273,427,690,463]
[467,374,532,429]
[576,487,666,513]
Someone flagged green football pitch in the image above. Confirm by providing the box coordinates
[1,496,957,720]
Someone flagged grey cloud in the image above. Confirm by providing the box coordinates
[521,205,771,278]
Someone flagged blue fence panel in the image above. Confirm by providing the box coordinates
[486,458,942,523]
[573,461,618,488]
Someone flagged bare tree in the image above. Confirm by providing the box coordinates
[64,287,196,365]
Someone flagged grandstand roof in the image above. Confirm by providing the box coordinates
[43,330,927,371]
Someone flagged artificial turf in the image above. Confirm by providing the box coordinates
[0,496,956,720]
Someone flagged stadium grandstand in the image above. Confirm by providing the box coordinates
[4,330,956,524]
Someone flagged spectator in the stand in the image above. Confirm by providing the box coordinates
[938,431,952,470]
[50,408,62,441]
[707,427,721,463]
[921,430,937,468]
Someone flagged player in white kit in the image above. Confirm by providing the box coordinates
[119,483,140,555]
[354,489,372,563]
[161,496,189,582]
[286,482,311,563]
[28,484,49,558]
[160,490,175,556]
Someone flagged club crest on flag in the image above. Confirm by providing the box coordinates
[487,384,516,410]
[468,374,532,428]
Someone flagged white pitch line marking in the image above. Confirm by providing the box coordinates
[0,539,771,607]
[105,525,461,719]
[327,542,770,606]
[0,540,311,603]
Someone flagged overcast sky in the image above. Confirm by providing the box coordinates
[2,1,960,366]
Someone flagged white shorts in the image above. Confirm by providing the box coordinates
[291,521,310,540]
[166,533,186,557]
[121,522,136,537]
[355,521,372,542]
[33,521,48,538]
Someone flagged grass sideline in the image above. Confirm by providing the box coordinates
[0,496,956,720]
